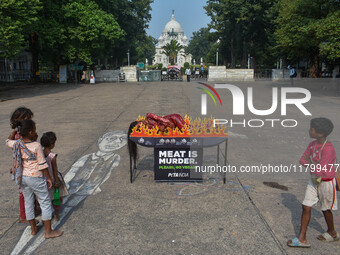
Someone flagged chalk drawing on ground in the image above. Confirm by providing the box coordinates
[11,130,127,255]
[228,131,248,139]
[173,178,252,197]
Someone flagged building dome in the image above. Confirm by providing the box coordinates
[163,13,183,33]
[154,10,192,67]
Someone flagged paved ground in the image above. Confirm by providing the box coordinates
[0,79,339,254]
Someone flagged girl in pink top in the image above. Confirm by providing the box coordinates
[9,107,34,223]
[41,132,69,221]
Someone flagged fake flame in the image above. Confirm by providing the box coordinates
[130,115,227,137]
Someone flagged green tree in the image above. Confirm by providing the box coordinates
[161,39,184,65]
[317,11,340,61]
[0,0,41,58]
[186,27,214,64]
[274,0,340,77]
[135,35,157,65]
[316,9,340,64]
[1,0,125,79]
[1,0,153,78]
[36,1,66,69]
[205,42,219,65]
[33,0,123,78]
[61,0,124,64]
[99,0,154,66]
[205,0,278,68]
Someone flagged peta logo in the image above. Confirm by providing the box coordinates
[200,84,311,116]
[168,173,189,178]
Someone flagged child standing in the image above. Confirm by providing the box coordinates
[40,132,68,221]
[6,120,63,238]
[9,107,34,223]
[288,117,338,248]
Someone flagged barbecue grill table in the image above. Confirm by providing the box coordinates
[129,136,228,183]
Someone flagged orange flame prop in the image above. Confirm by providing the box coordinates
[130,115,228,138]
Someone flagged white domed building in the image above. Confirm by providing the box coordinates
[153,11,192,67]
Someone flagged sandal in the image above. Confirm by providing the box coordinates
[317,232,340,242]
[287,237,311,248]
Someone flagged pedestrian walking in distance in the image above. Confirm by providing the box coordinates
[185,67,191,82]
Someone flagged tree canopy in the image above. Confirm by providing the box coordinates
[274,0,340,76]
[205,0,278,68]
[316,9,340,62]
[102,0,154,66]
[135,35,157,65]
[0,0,154,74]
[0,0,41,58]
[203,0,339,75]
[62,0,124,64]
[186,27,215,64]
[2,0,338,77]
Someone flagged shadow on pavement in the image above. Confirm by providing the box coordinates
[0,82,86,102]
[282,193,324,237]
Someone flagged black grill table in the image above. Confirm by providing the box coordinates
[129,135,228,183]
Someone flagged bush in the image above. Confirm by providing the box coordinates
[146,65,157,70]
[184,62,190,69]
[157,63,163,70]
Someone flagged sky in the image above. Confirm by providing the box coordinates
[146,0,211,41]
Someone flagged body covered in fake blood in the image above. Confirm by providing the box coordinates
[139,113,186,132]
[130,113,226,137]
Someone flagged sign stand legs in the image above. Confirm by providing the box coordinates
[129,152,137,183]
[217,140,228,184]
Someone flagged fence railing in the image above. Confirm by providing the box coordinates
[254,69,272,79]
[0,70,60,83]
[39,71,58,82]
[0,70,31,82]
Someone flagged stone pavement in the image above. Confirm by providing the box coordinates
[0,80,339,254]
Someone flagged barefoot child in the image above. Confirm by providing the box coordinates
[9,107,34,223]
[288,117,338,248]
[40,132,69,221]
[6,120,63,238]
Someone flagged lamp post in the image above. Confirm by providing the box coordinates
[127,50,130,66]
[216,39,220,66]
[4,58,7,81]
[248,54,250,69]
[216,47,219,66]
